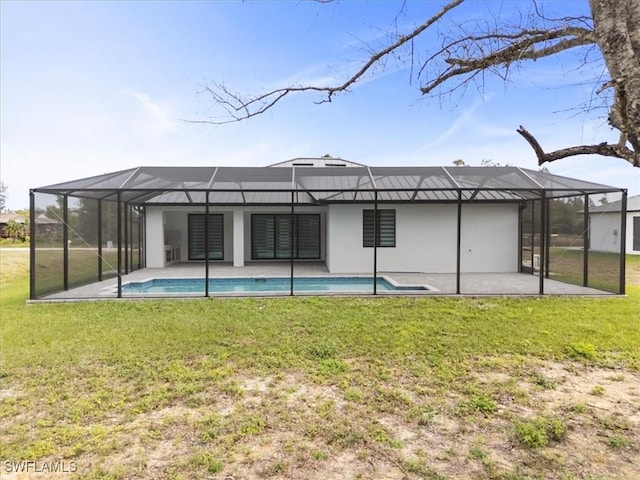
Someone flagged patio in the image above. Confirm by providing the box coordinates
[33,262,612,301]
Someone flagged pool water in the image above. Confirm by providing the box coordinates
[120,276,428,294]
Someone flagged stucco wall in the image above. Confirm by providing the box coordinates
[590,212,637,254]
[325,203,519,274]
[145,208,165,268]
[145,207,233,266]
[147,203,518,272]
[145,206,326,267]
[590,213,623,253]
[628,213,639,254]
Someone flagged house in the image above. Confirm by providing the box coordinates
[0,213,26,238]
[589,194,640,255]
[29,159,628,299]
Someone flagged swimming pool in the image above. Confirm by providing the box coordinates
[120,276,429,294]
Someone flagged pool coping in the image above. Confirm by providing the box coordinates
[114,274,438,297]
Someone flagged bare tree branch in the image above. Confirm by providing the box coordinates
[420,26,596,95]
[517,125,638,166]
[195,0,640,168]
[194,0,464,125]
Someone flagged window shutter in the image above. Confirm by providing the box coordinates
[377,210,396,247]
[251,214,320,260]
[297,215,321,258]
[251,215,275,259]
[188,214,223,260]
[363,209,395,247]
[363,210,375,247]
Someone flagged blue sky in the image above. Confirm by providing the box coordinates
[1,0,638,210]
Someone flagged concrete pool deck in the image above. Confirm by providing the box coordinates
[34,261,615,301]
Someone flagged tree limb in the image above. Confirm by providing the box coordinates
[420,26,596,94]
[517,125,639,166]
[196,0,639,168]
[194,0,464,125]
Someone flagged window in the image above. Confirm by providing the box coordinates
[634,216,640,252]
[363,209,395,247]
[251,214,320,260]
[188,214,223,260]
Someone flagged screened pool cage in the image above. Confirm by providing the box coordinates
[30,163,628,300]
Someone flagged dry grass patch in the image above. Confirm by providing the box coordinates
[3,361,638,479]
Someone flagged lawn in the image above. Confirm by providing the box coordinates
[1,250,639,479]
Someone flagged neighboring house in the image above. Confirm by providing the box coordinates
[0,213,26,238]
[589,194,640,255]
[29,158,628,298]
[34,213,60,237]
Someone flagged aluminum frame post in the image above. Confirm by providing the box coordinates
[205,193,210,298]
[290,191,295,296]
[619,190,627,295]
[456,191,462,294]
[63,194,69,291]
[29,191,36,300]
[117,192,122,298]
[539,193,546,295]
[373,191,378,295]
[583,194,589,287]
[124,202,129,274]
[98,199,103,281]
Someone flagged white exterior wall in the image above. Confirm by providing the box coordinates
[627,213,640,254]
[145,206,234,266]
[147,203,518,272]
[460,204,519,272]
[325,203,519,274]
[590,211,638,254]
[145,206,326,267]
[590,212,623,253]
[145,208,165,268]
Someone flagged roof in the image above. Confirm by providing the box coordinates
[269,157,366,168]
[0,213,26,224]
[35,213,59,225]
[589,194,640,213]
[32,160,624,206]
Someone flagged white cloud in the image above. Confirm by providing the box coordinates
[423,94,494,149]
[123,89,178,133]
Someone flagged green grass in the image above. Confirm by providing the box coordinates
[548,248,626,292]
[1,251,639,479]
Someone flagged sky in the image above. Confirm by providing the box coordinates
[1,0,638,211]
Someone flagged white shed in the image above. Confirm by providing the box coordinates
[590,195,640,255]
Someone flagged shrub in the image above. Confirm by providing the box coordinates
[565,342,597,361]
[514,417,566,448]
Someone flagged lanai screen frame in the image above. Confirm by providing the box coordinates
[30,165,628,299]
